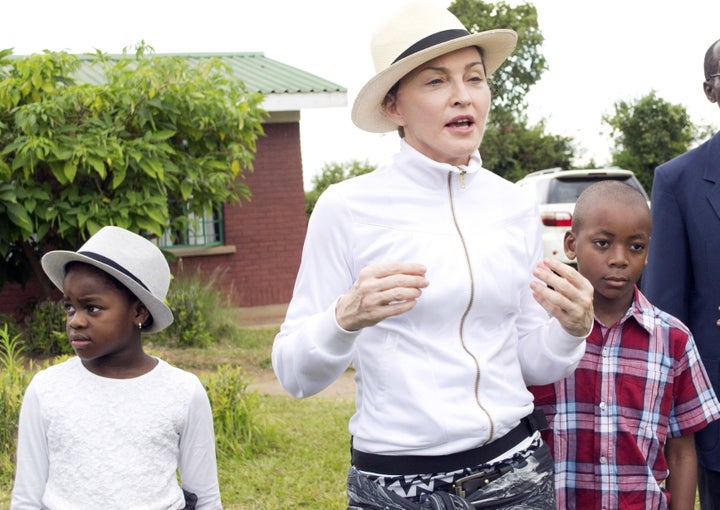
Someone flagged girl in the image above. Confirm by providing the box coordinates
[11,226,222,509]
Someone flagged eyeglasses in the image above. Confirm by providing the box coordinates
[709,73,720,80]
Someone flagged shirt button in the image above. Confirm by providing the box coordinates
[600,456,607,464]
[602,347,609,357]
[599,402,606,411]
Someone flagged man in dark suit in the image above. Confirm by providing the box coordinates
[643,37,720,510]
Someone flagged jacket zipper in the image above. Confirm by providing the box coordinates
[447,170,495,444]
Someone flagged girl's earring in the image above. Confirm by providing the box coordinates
[138,322,143,330]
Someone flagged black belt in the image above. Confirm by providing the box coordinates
[351,408,547,475]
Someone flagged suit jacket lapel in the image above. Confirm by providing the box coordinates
[704,132,720,221]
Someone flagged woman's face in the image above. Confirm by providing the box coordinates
[384,46,491,166]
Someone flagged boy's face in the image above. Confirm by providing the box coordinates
[564,200,651,308]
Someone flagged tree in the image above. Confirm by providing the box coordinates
[0,45,266,297]
[602,91,705,193]
[449,0,574,179]
[305,160,375,218]
[481,117,574,182]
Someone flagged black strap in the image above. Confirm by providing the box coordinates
[351,409,546,475]
[392,29,470,64]
[77,250,150,291]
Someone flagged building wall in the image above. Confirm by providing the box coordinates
[0,279,45,318]
[172,122,307,307]
[0,121,307,317]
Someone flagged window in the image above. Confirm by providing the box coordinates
[160,207,224,248]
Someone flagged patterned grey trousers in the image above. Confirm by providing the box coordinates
[347,440,556,510]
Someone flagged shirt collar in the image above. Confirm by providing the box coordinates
[394,139,484,188]
[599,286,655,335]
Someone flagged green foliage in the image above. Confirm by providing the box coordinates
[603,91,701,193]
[202,365,269,458]
[0,324,33,484]
[482,115,574,181]
[218,395,353,508]
[20,299,71,357]
[0,314,21,341]
[0,45,266,294]
[153,268,238,348]
[305,160,375,218]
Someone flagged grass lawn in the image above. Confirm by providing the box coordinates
[219,395,353,508]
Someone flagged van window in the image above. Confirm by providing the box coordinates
[546,176,647,204]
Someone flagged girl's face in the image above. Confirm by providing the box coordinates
[384,46,491,166]
[62,264,148,370]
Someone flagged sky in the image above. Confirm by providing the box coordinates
[4,0,720,189]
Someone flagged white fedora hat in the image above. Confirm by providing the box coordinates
[352,0,517,133]
[41,226,174,333]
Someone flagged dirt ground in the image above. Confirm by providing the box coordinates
[237,304,357,400]
[248,369,356,399]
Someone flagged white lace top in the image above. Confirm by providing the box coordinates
[11,357,222,509]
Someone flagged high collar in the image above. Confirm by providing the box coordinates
[390,139,484,189]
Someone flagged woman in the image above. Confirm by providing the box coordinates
[272,2,593,508]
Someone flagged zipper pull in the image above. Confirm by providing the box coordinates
[459,168,466,189]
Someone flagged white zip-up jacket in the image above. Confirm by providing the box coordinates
[273,140,585,456]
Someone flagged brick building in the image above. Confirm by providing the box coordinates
[0,53,346,315]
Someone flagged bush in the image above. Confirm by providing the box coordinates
[155,268,238,348]
[0,324,33,485]
[202,364,270,458]
[0,314,21,341]
[21,300,70,357]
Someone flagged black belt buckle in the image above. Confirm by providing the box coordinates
[452,465,511,498]
[453,464,512,498]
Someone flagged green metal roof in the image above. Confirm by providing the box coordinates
[72,52,346,96]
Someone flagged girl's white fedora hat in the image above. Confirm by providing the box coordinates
[351,0,517,133]
[41,226,174,333]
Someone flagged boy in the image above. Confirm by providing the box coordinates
[530,180,720,509]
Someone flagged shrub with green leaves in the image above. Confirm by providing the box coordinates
[0,324,33,485]
[21,299,70,357]
[0,314,21,341]
[202,364,270,458]
[0,46,265,297]
[155,268,237,348]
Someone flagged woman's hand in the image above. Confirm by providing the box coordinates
[530,258,594,337]
[336,262,429,331]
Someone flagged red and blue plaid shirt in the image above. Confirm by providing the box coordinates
[530,288,720,510]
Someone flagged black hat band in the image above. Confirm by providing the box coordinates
[392,29,471,64]
[76,250,150,292]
